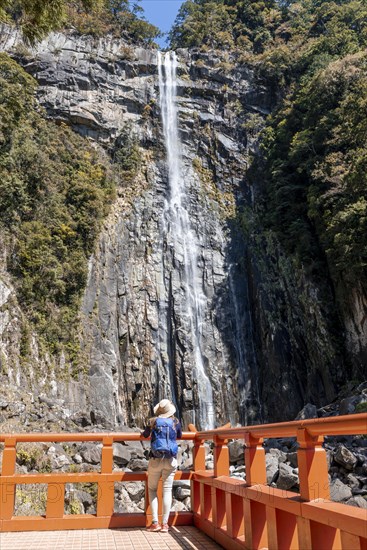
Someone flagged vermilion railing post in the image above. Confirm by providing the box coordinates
[145,473,152,526]
[192,432,206,517]
[297,428,330,501]
[0,437,16,521]
[97,436,114,517]
[193,436,206,471]
[101,436,113,474]
[244,433,266,485]
[46,482,65,519]
[213,435,229,477]
[244,433,268,549]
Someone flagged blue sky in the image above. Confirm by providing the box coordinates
[139,0,184,47]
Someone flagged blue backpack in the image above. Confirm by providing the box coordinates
[151,418,178,458]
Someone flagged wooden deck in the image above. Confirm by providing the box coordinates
[0,526,223,549]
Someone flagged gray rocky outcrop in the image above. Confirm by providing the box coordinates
[0,25,365,430]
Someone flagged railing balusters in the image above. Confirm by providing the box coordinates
[46,482,65,519]
[0,437,16,521]
[97,436,114,518]
[297,429,330,501]
[244,433,266,486]
[213,435,229,478]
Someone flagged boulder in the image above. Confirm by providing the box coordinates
[346,473,360,491]
[228,440,245,463]
[276,463,298,490]
[266,453,279,484]
[129,458,148,471]
[175,486,191,501]
[51,454,71,469]
[80,444,102,465]
[339,396,362,415]
[295,404,318,420]
[113,443,132,466]
[345,496,367,509]
[124,482,145,502]
[269,448,287,463]
[334,445,357,470]
[287,452,298,468]
[330,479,353,502]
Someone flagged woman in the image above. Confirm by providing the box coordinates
[141,398,182,533]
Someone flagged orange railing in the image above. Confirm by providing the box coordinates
[192,413,367,550]
[0,413,366,549]
[0,431,195,531]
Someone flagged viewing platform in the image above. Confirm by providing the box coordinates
[0,413,366,549]
[0,525,221,549]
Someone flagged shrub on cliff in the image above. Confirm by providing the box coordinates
[171,0,367,291]
[0,0,160,44]
[0,53,116,360]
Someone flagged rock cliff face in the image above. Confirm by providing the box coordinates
[0,27,363,429]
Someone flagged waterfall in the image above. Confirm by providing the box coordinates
[158,51,215,430]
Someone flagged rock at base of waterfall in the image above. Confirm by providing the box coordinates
[295,403,318,420]
[276,463,299,490]
[330,479,353,502]
[334,445,358,470]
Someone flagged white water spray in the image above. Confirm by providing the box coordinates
[158,51,215,430]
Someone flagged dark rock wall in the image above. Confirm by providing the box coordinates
[0,28,364,429]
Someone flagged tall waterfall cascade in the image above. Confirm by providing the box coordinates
[157,51,215,430]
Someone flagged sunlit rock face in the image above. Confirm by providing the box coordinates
[0,27,362,430]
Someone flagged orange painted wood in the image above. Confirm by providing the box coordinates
[266,506,278,549]
[195,413,367,441]
[0,482,15,520]
[310,520,342,549]
[213,435,230,477]
[297,429,330,501]
[214,526,247,550]
[276,509,298,550]
[96,481,114,517]
[0,432,196,443]
[302,500,367,539]
[1,414,366,548]
[231,493,245,539]
[192,480,201,515]
[244,433,266,486]
[144,478,151,526]
[2,438,16,476]
[46,482,65,518]
[193,438,206,471]
[213,487,226,530]
[201,482,212,520]
[225,491,234,538]
[340,531,362,550]
[297,516,312,550]
[101,436,113,474]
[244,499,268,550]
[2,511,193,533]
[157,479,163,519]
[0,470,190,485]
[192,437,206,516]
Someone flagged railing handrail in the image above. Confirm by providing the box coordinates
[1,413,365,444]
[195,412,367,440]
[0,431,196,443]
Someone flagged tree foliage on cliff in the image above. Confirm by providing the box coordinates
[171,0,367,286]
[0,53,116,356]
[0,0,160,43]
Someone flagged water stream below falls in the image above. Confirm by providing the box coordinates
[158,51,215,430]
